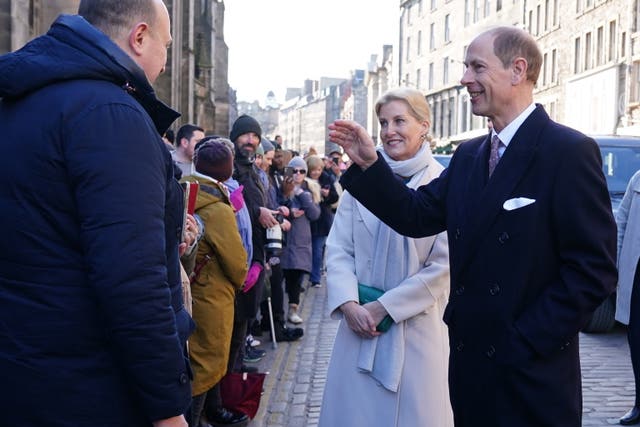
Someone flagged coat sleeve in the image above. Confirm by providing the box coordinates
[297,190,321,221]
[378,232,450,322]
[64,105,190,421]
[201,203,249,289]
[341,153,448,237]
[325,192,360,317]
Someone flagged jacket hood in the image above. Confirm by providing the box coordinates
[182,175,230,211]
[0,14,179,134]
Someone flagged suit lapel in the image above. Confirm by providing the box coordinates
[454,107,548,274]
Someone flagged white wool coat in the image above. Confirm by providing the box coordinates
[319,155,453,427]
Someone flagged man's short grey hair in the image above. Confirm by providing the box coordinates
[78,0,158,40]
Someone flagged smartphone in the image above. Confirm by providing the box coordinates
[284,166,294,177]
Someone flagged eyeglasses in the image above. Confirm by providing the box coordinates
[292,169,306,174]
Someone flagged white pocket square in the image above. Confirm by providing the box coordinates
[503,197,536,211]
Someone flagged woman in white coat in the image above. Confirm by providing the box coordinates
[616,170,640,425]
[319,87,454,427]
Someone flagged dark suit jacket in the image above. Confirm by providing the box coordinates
[341,106,617,427]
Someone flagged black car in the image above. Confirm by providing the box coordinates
[584,135,640,332]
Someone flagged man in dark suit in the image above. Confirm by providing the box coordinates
[328,26,617,427]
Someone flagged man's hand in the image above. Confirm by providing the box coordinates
[179,214,199,257]
[258,207,279,228]
[340,301,381,339]
[328,120,378,170]
[152,415,187,427]
[280,218,292,232]
[277,205,290,217]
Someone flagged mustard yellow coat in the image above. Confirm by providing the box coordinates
[182,176,248,395]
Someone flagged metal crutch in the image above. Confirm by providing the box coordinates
[267,297,278,349]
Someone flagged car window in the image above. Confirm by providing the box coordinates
[434,155,451,168]
[599,146,640,194]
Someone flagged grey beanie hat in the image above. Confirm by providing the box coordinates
[260,137,275,153]
[287,156,307,171]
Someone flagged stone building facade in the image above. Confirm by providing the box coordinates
[398,0,640,143]
[276,74,369,156]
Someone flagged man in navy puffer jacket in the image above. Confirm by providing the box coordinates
[0,1,194,426]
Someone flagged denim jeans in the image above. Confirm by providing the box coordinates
[310,235,327,284]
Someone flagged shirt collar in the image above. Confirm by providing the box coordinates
[493,103,536,148]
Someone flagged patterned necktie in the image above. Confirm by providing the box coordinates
[488,134,501,177]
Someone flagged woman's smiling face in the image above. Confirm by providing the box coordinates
[378,100,429,161]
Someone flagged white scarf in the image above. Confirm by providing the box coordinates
[356,142,437,392]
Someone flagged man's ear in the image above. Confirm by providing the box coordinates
[511,57,528,85]
[128,22,150,56]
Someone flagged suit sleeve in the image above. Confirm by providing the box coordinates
[341,153,448,237]
[65,105,190,421]
[515,136,617,359]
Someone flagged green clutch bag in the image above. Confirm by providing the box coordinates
[357,283,394,332]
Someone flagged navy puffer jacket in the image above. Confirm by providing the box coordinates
[0,15,193,426]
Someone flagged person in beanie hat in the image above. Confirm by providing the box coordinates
[280,156,321,324]
[228,115,280,371]
[230,114,262,146]
[194,139,233,182]
[254,138,304,342]
[181,138,249,427]
[261,137,275,153]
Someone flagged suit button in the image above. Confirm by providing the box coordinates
[486,345,496,358]
[456,341,464,351]
[498,231,509,243]
[454,228,461,240]
[560,341,571,351]
[179,373,189,384]
[489,283,500,295]
[455,286,465,296]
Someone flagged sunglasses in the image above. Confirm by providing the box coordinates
[292,169,306,174]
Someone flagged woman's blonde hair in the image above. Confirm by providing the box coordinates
[305,155,324,172]
[374,87,431,125]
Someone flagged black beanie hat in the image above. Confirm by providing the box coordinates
[230,114,262,142]
[194,139,233,182]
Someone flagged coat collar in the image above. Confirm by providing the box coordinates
[452,105,548,273]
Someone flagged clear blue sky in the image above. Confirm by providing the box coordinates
[225,0,398,105]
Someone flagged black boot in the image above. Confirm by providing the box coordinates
[209,407,248,425]
[272,321,303,342]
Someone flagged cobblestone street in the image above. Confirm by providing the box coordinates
[248,280,635,426]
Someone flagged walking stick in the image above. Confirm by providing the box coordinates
[267,297,278,349]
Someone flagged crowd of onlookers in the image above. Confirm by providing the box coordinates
[165,118,347,426]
